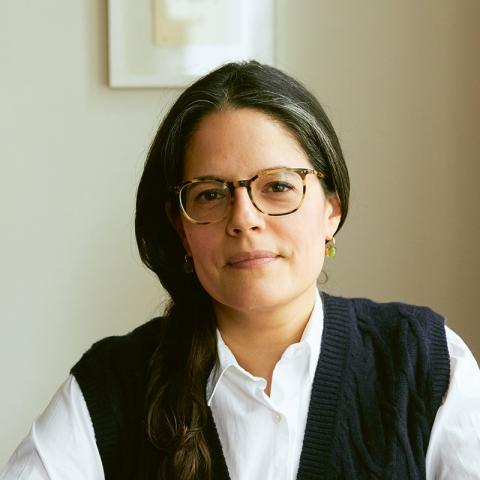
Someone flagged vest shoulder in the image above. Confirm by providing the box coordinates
[71,317,164,377]
[322,291,445,328]
[321,292,449,358]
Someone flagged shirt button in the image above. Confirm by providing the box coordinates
[272,412,282,423]
[295,346,303,355]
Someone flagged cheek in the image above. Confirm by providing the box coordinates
[183,228,220,274]
[185,228,210,256]
[185,231,224,297]
[288,205,328,262]
[296,193,328,231]
[301,222,326,259]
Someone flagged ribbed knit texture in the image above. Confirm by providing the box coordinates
[71,293,450,479]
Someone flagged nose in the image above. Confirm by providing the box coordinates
[225,186,266,236]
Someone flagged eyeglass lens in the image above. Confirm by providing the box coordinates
[181,170,304,223]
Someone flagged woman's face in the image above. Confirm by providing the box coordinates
[172,108,341,316]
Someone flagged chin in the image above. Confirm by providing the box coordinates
[214,285,298,315]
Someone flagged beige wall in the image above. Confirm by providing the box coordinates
[277,0,480,358]
[1,0,479,465]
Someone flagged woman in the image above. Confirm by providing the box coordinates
[2,61,479,479]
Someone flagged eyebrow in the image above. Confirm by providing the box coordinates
[193,175,227,182]
[190,165,290,181]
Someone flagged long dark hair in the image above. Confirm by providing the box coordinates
[135,60,350,479]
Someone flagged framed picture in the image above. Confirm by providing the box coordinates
[108,0,276,88]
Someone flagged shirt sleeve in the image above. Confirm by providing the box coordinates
[426,325,480,479]
[0,375,104,480]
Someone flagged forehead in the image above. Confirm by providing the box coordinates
[183,108,312,180]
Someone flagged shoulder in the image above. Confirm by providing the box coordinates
[321,292,450,385]
[72,318,163,374]
[69,318,165,469]
[322,291,446,337]
[66,320,168,478]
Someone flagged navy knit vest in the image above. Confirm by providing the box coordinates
[71,293,450,479]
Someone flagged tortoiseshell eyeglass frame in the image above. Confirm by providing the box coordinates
[172,167,326,225]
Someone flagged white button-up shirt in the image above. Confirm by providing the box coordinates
[2,291,480,479]
[207,290,323,480]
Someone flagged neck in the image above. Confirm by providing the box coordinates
[213,286,317,394]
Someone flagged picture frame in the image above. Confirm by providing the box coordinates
[108,0,276,88]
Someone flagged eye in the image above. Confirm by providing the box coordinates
[263,181,296,193]
[195,189,227,203]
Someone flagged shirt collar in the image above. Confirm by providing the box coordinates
[206,288,324,405]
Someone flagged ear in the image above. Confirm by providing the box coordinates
[165,201,191,255]
[325,193,342,239]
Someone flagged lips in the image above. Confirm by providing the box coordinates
[226,250,279,268]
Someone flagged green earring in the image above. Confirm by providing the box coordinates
[325,238,336,258]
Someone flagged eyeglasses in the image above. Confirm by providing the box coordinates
[173,167,325,224]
